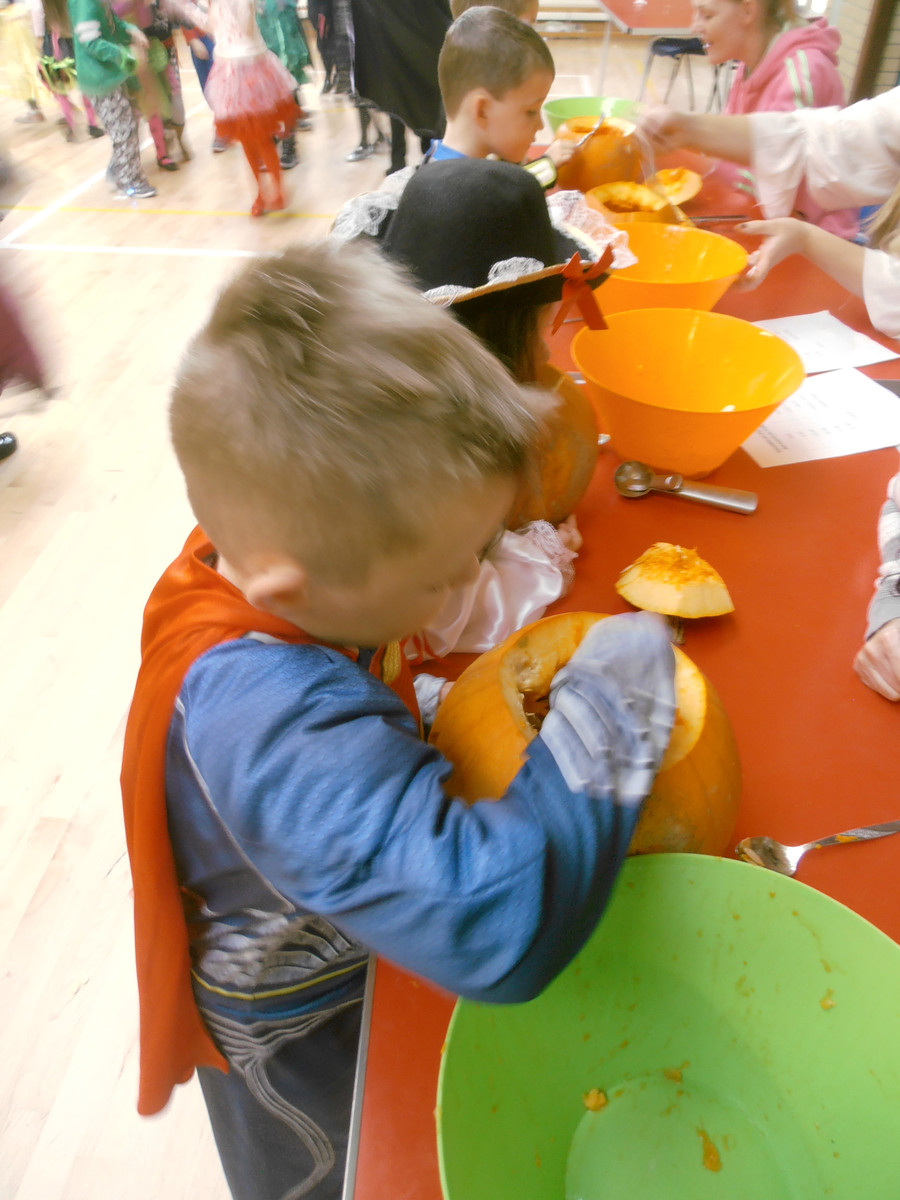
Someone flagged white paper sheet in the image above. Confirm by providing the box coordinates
[743,369,900,467]
[753,311,899,375]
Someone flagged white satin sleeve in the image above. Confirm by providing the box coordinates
[862,249,900,341]
[748,93,900,217]
[406,522,578,662]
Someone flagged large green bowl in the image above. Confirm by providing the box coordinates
[543,95,639,134]
[437,854,900,1200]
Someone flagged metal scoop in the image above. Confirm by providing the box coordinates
[614,460,758,514]
[736,821,900,876]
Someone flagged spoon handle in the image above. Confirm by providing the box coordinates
[809,820,900,851]
[669,479,758,514]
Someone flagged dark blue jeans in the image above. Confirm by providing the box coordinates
[198,1000,362,1200]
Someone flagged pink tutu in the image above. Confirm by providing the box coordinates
[205,50,298,142]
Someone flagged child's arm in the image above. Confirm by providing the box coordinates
[70,0,140,70]
[173,612,675,1003]
[161,0,210,35]
[855,469,900,700]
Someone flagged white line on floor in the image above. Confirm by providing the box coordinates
[0,100,210,248]
[1,241,261,258]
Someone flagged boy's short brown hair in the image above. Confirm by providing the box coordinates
[439,7,554,118]
[450,0,537,19]
[169,242,543,584]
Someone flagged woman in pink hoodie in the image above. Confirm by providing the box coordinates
[693,0,858,239]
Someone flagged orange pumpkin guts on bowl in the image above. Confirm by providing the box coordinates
[429,611,742,855]
[553,117,640,194]
[506,363,599,528]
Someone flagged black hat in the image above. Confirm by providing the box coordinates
[381,157,608,317]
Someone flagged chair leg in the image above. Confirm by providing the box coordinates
[663,54,681,103]
[684,54,695,110]
[638,44,655,102]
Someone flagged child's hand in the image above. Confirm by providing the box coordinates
[556,514,582,553]
[736,217,807,290]
[130,25,149,49]
[545,138,576,167]
[854,618,900,700]
[191,39,210,58]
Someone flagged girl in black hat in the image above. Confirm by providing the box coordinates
[375,157,633,663]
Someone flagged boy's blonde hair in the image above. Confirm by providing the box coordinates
[170,242,541,584]
[450,0,537,19]
[439,7,554,118]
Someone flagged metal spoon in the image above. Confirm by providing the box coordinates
[736,821,900,876]
[614,460,758,514]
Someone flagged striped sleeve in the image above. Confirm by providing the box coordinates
[866,470,900,638]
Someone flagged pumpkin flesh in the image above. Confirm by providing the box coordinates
[428,612,741,856]
[506,363,599,529]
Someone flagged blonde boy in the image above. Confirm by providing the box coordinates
[120,242,675,1200]
[434,6,574,187]
[451,0,541,23]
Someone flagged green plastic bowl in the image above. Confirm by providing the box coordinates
[437,855,900,1200]
[543,95,639,134]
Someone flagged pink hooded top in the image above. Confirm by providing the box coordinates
[715,18,858,240]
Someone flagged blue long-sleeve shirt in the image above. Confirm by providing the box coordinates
[166,636,650,1021]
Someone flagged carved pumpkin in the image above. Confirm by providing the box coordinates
[428,611,741,856]
[506,363,600,529]
[584,170,702,225]
[554,117,640,194]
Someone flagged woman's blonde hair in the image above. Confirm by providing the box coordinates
[867,179,900,256]
[170,242,543,584]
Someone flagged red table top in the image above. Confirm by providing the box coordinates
[593,0,694,36]
[351,225,900,1200]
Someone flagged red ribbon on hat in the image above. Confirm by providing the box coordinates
[551,247,614,335]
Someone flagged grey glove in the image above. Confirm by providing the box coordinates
[539,612,676,805]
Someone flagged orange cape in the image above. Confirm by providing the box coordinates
[120,527,418,1115]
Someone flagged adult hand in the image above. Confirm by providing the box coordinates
[736,217,807,289]
[854,618,900,701]
[546,137,575,167]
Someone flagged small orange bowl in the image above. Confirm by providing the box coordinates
[596,222,748,315]
[572,308,805,477]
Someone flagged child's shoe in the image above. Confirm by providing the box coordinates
[87,124,105,138]
[156,154,178,171]
[0,432,18,461]
[212,136,229,153]
[279,135,298,170]
[251,192,265,218]
[117,180,158,199]
[345,142,374,162]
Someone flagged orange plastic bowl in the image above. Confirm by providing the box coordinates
[572,309,805,477]
[596,223,748,315]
